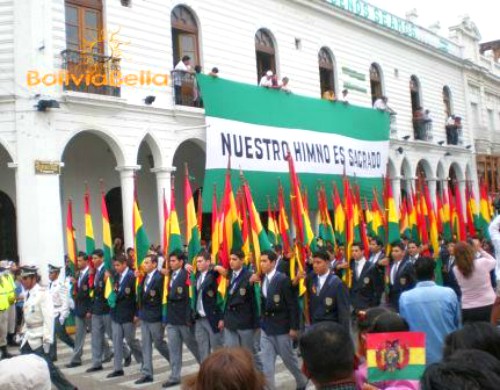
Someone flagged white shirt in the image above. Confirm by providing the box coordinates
[317,272,329,292]
[263,268,277,298]
[95,263,105,287]
[78,266,89,288]
[145,270,156,291]
[259,76,273,87]
[197,271,208,317]
[22,284,54,349]
[369,251,381,264]
[355,258,366,279]
[173,60,190,86]
[488,214,500,283]
[170,269,180,287]
[390,260,402,285]
[373,98,387,110]
[119,267,129,286]
[49,279,69,320]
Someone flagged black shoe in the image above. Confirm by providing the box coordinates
[103,353,113,363]
[106,370,124,378]
[135,376,153,384]
[65,362,82,368]
[162,380,180,388]
[86,366,103,373]
[124,355,132,367]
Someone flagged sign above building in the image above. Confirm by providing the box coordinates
[34,160,61,174]
[323,0,462,58]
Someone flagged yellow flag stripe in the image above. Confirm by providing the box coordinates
[367,348,425,367]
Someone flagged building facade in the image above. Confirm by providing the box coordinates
[0,0,494,273]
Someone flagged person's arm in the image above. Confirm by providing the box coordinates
[42,290,55,349]
[479,250,497,270]
[59,283,70,323]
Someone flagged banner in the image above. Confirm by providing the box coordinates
[198,75,390,210]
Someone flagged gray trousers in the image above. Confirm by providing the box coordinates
[0,310,7,347]
[194,318,221,362]
[7,304,15,333]
[166,324,200,382]
[224,328,263,370]
[91,314,113,367]
[70,316,89,364]
[141,321,170,378]
[111,320,143,372]
[261,331,307,389]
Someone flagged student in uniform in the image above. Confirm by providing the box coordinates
[387,242,416,311]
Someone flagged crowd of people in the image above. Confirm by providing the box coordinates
[0,210,499,389]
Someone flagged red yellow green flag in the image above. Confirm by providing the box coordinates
[184,165,201,264]
[332,183,346,246]
[367,332,426,382]
[441,189,452,242]
[453,183,467,241]
[465,183,477,238]
[162,190,169,254]
[210,186,220,261]
[399,197,410,239]
[101,192,116,308]
[133,188,151,302]
[478,180,491,239]
[318,186,335,245]
[344,176,355,287]
[267,200,280,247]
[66,200,77,280]
[84,189,95,255]
[278,183,292,253]
[385,177,399,245]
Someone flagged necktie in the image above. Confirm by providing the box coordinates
[49,282,52,289]
[391,263,398,284]
[231,272,237,285]
[197,274,203,291]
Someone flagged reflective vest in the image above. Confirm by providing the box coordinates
[0,277,9,311]
[4,273,16,306]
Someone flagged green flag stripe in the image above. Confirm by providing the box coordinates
[368,364,424,381]
[197,75,389,142]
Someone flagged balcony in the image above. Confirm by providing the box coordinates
[171,70,202,108]
[445,125,463,146]
[413,119,433,141]
[61,50,121,97]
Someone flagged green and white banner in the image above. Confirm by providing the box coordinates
[197,75,390,211]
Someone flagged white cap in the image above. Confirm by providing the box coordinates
[266,70,273,77]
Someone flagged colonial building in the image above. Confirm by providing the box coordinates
[0,0,493,273]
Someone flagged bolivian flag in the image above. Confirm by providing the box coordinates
[101,192,116,308]
[367,332,426,383]
[84,190,95,254]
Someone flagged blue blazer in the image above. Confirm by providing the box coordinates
[139,270,164,323]
[166,268,193,326]
[110,269,137,324]
[195,269,222,333]
[74,271,92,318]
[349,260,383,311]
[223,268,259,331]
[91,266,110,315]
[388,258,416,311]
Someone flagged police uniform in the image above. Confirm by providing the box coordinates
[20,266,76,390]
[88,262,113,371]
[0,263,15,359]
[260,269,307,390]
[306,271,351,332]
[136,269,169,383]
[108,267,143,376]
[48,264,74,362]
[349,258,384,312]
[194,268,222,362]
[67,264,92,367]
[163,268,200,387]
[388,258,416,311]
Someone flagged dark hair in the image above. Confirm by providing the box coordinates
[169,250,186,262]
[312,249,330,262]
[369,312,409,333]
[77,251,87,259]
[369,237,384,247]
[274,244,283,252]
[443,322,500,360]
[182,55,191,62]
[391,241,405,251]
[145,254,158,265]
[113,254,127,264]
[261,250,277,262]
[196,250,211,261]
[421,350,500,390]
[299,322,354,384]
[211,67,219,74]
[92,249,104,258]
[407,240,418,247]
[414,256,435,281]
[351,242,364,251]
[182,347,265,390]
[230,249,245,260]
[194,65,202,73]
[357,307,391,333]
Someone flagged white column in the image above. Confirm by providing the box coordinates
[13,161,65,285]
[151,167,176,248]
[392,177,401,210]
[117,165,140,249]
[427,179,437,207]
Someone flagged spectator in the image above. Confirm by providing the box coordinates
[421,349,500,390]
[399,257,460,365]
[441,240,461,299]
[173,55,192,105]
[259,70,273,87]
[373,96,396,115]
[193,65,203,108]
[280,77,292,93]
[299,322,356,390]
[208,67,219,77]
[445,115,458,145]
[406,241,420,264]
[487,214,500,325]
[443,322,500,360]
[453,241,496,323]
[182,347,265,390]
[322,89,335,101]
[340,89,349,104]
[412,106,426,140]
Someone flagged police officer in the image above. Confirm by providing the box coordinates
[306,249,350,332]
[48,264,74,362]
[66,252,92,368]
[387,242,416,311]
[349,242,383,314]
[86,249,114,372]
[135,254,170,384]
[217,250,260,363]
[107,255,143,378]
[193,251,222,362]
[258,250,307,390]
[162,250,200,388]
[19,265,76,390]
[0,262,15,359]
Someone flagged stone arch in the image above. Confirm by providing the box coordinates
[387,157,397,178]
[255,27,279,82]
[415,159,434,179]
[136,132,163,168]
[449,162,464,182]
[318,46,338,97]
[399,157,412,200]
[436,160,447,195]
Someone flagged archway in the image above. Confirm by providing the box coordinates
[400,158,412,200]
[370,63,384,104]
[171,5,200,67]
[172,140,207,241]
[319,47,336,98]
[255,29,277,83]
[436,161,446,195]
[61,131,123,252]
[0,144,16,260]
[416,159,433,180]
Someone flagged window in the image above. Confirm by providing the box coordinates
[369,63,383,104]
[318,47,335,98]
[471,103,480,127]
[410,75,421,114]
[443,86,452,118]
[65,0,103,53]
[488,109,495,130]
[255,29,276,83]
[171,5,199,67]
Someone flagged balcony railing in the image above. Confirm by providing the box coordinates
[171,70,202,108]
[413,119,433,141]
[61,50,121,97]
[446,125,463,145]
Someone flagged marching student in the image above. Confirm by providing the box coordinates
[135,254,170,384]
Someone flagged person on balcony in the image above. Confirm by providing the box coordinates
[339,89,349,104]
[373,96,396,115]
[446,115,462,145]
[280,77,292,94]
[322,89,335,101]
[173,55,192,105]
[413,106,428,140]
[259,70,274,87]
